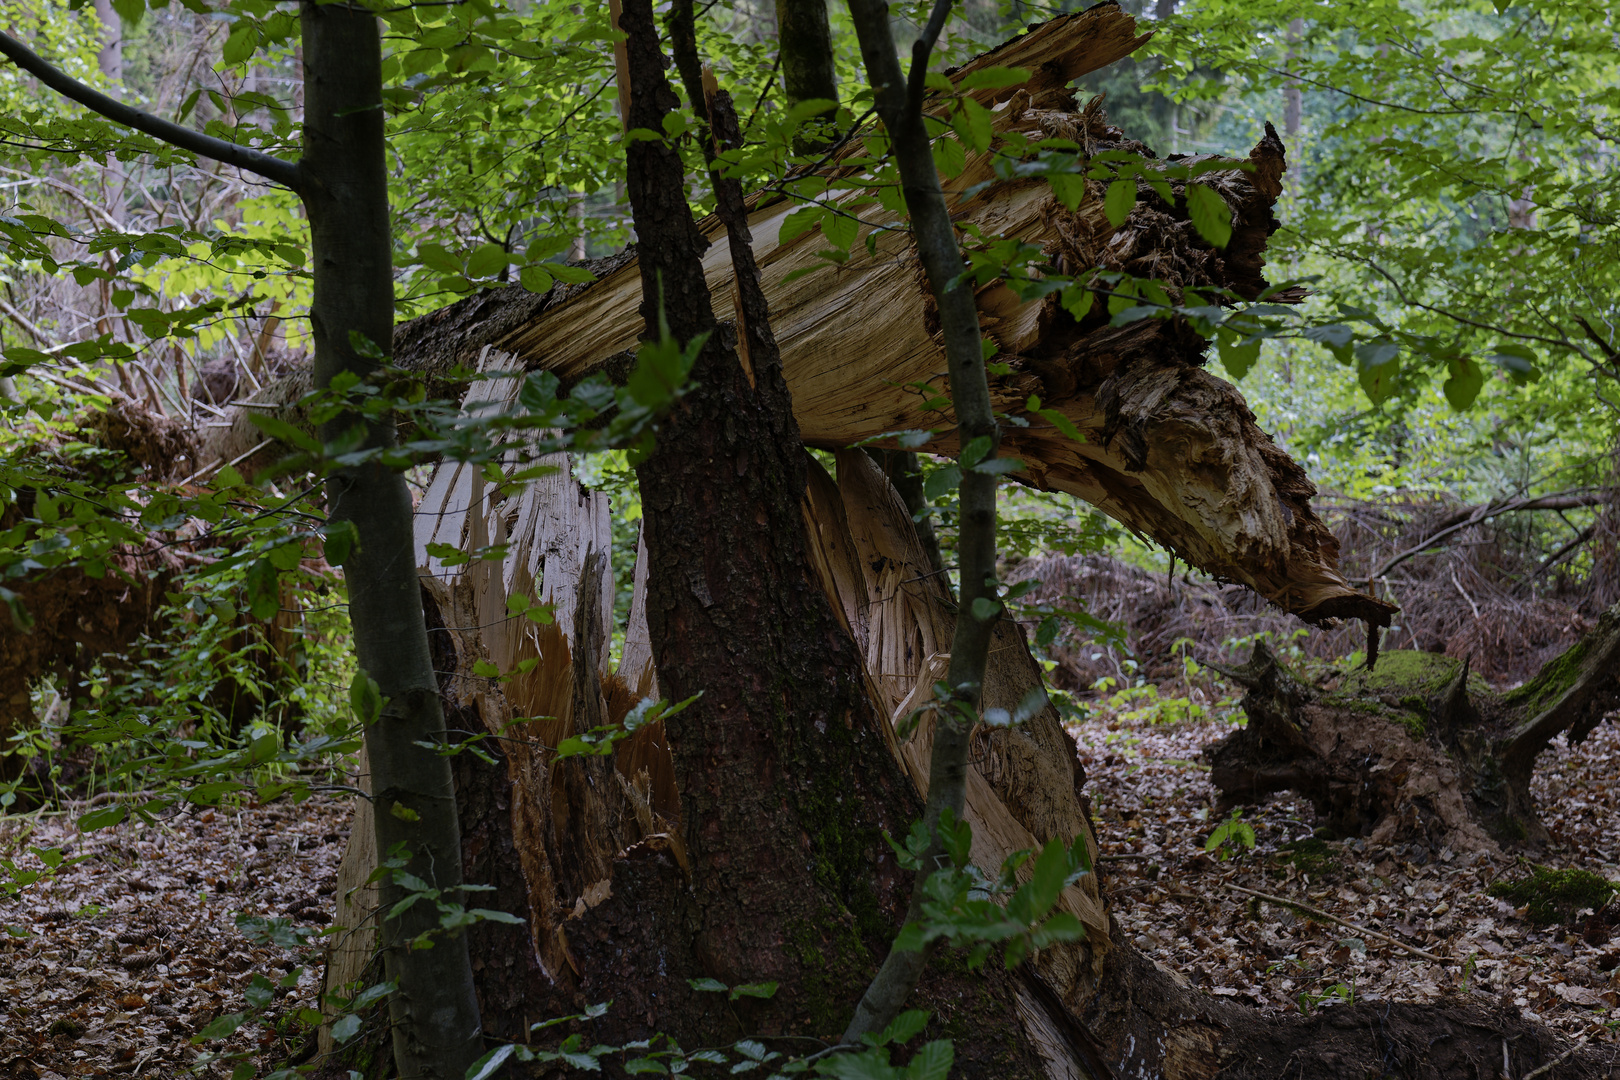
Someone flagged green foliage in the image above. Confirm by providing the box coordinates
[1204,807,1256,861]
[885,810,1091,971]
[1488,866,1617,927]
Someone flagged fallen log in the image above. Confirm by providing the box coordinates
[1207,608,1620,852]
[374,0,1388,632]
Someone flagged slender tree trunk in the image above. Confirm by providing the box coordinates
[775,0,838,149]
[839,0,1009,1040]
[299,5,482,1074]
[0,15,485,1075]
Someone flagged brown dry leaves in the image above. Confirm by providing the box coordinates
[1075,699,1620,1044]
[0,799,348,1079]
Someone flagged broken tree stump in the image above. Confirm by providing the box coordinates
[1208,603,1620,852]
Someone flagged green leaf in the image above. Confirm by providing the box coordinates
[109,0,146,25]
[1047,172,1085,212]
[689,977,729,993]
[959,435,993,468]
[906,1040,954,1080]
[952,98,993,154]
[519,265,555,294]
[469,908,526,925]
[222,22,258,65]
[1442,355,1484,411]
[1184,183,1233,248]
[1487,343,1540,384]
[1355,340,1401,404]
[465,1044,516,1080]
[932,136,967,179]
[550,264,596,285]
[77,804,128,832]
[729,981,779,1000]
[779,207,824,245]
[466,243,509,279]
[1217,330,1260,380]
[1104,178,1137,227]
[921,465,961,501]
[245,557,280,621]
[194,1011,248,1041]
[350,672,383,724]
[875,1009,930,1048]
[247,413,321,453]
[970,597,1000,621]
[323,520,359,567]
[823,211,859,252]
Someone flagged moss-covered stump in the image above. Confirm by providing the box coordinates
[1207,603,1620,853]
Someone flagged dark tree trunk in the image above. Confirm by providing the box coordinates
[1208,604,1620,853]
[550,0,1046,1054]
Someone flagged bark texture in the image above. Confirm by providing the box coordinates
[300,4,481,1072]
[1208,603,1620,852]
[381,4,1389,633]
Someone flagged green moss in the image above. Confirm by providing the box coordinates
[1340,650,1461,696]
[1505,636,1589,718]
[786,915,872,1035]
[1487,867,1617,926]
[1276,837,1341,874]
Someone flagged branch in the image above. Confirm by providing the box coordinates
[1500,601,1620,784]
[1226,884,1447,964]
[1355,490,1607,584]
[0,31,302,193]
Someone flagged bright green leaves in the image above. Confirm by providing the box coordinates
[931,135,967,179]
[1217,327,1262,380]
[1184,183,1233,248]
[1442,354,1485,411]
[1204,807,1256,861]
[1487,342,1540,385]
[553,693,699,760]
[950,97,994,155]
[1354,339,1402,405]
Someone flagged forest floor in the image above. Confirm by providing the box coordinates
[1074,687,1620,1053]
[0,797,348,1079]
[0,690,1616,1078]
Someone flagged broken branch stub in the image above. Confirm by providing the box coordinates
[389,5,1390,632]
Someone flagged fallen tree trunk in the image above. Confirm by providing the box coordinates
[1207,608,1620,853]
[305,0,1390,633]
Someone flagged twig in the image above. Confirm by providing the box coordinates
[1226,883,1447,963]
[1521,1037,1588,1080]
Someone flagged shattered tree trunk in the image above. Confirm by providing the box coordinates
[1209,611,1620,853]
[319,7,1608,1078]
[211,1,1392,633]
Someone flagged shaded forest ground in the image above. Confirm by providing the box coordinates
[1,674,1614,1077]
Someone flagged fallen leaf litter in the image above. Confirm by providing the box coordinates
[1,702,1614,1077]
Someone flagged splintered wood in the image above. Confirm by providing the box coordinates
[392,3,1389,629]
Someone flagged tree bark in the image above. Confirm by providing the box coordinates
[299,5,483,1074]
[1208,604,1620,853]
